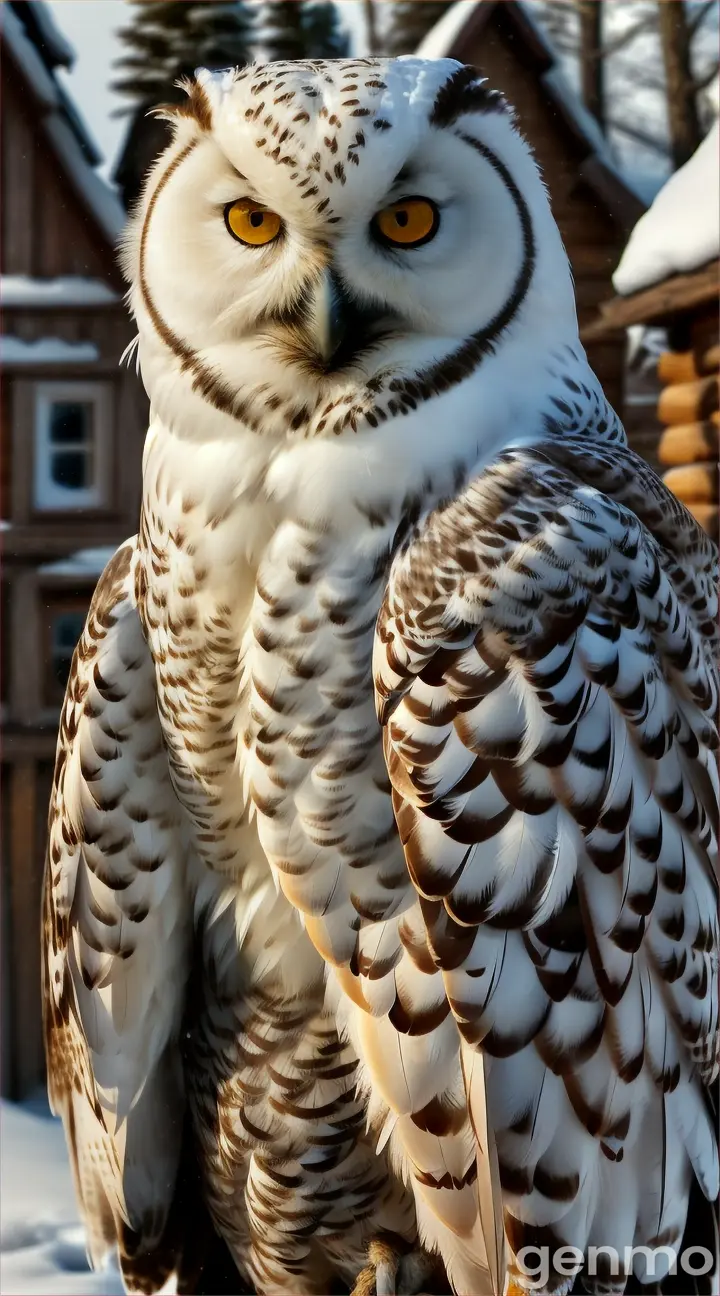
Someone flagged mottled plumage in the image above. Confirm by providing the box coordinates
[43,56,718,1296]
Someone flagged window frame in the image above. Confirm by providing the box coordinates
[33,381,111,513]
[41,590,91,709]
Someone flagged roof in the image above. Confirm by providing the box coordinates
[416,0,646,233]
[9,0,74,71]
[1,277,119,308]
[39,547,117,577]
[583,258,719,337]
[613,121,720,296]
[0,336,101,365]
[3,1,124,245]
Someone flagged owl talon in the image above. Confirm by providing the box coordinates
[351,1240,398,1296]
[351,1242,445,1296]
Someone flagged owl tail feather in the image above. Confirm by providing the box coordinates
[461,1040,505,1296]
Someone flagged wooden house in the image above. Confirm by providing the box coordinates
[417,0,646,415]
[587,123,719,539]
[1,1,148,1098]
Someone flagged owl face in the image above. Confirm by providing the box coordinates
[126,58,575,440]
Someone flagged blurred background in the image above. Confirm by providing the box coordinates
[0,0,718,1288]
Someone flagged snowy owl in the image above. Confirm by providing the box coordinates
[43,58,719,1296]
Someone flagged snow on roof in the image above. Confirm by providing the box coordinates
[1,276,119,307]
[613,121,720,296]
[1,337,100,365]
[40,547,117,578]
[1,1101,125,1294]
[2,3,124,244]
[22,0,76,69]
[416,0,479,59]
[2,2,59,110]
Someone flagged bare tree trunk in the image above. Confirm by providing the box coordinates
[578,0,604,129]
[658,0,702,167]
[363,0,379,56]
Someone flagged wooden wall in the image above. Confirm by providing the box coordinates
[1,61,119,283]
[1,758,54,1098]
[0,41,148,1099]
[657,302,720,540]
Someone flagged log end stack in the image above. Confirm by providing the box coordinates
[656,327,719,541]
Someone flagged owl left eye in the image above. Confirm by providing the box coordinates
[372,197,439,249]
[224,199,283,247]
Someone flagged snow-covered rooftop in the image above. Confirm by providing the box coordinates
[14,0,75,70]
[1,337,100,365]
[39,547,117,578]
[3,3,124,243]
[1,277,119,307]
[416,0,479,59]
[613,121,720,296]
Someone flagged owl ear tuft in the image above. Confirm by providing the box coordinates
[150,74,217,134]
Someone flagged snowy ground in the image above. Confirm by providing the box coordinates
[0,1100,123,1296]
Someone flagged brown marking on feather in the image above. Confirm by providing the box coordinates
[389,990,450,1037]
[410,1095,466,1137]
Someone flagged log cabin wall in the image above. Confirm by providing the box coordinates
[586,261,719,539]
[657,303,720,541]
[1,6,148,1099]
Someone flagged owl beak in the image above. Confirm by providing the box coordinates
[307,270,351,366]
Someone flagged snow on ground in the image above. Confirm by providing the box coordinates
[613,120,720,295]
[0,1101,124,1295]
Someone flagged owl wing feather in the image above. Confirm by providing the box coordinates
[42,539,193,1292]
[374,439,719,1291]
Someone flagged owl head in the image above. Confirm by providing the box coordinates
[124,58,577,444]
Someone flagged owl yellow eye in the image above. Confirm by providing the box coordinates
[373,197,439,249]
[225,199,282,246]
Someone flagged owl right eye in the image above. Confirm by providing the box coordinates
[224,199,283,247]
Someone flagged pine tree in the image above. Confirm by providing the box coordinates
[112,1,254,209]
[383,1,453,57]
[256,2,349,63]
[113,0,254,116]
[300,2,351,59]
[255,1,305,60]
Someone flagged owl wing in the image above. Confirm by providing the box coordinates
[374,438,719,1289]
[42,539,193,1291]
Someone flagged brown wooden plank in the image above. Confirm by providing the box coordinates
[698,343,720,376]
[584,261,720,337]
[663,462,718,504]
[7,759,43,1097]
[659,418,719,466]
[10,571,41,724]
[691,311,720,362]
[658,375,719,426]
[1,68,36,273]
[657,351,698,385]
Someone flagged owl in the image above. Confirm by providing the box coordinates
[43,57,719,1296]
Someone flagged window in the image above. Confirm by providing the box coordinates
[34,383,110,511]
[51,611,85,692]
[42,595,89,706]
